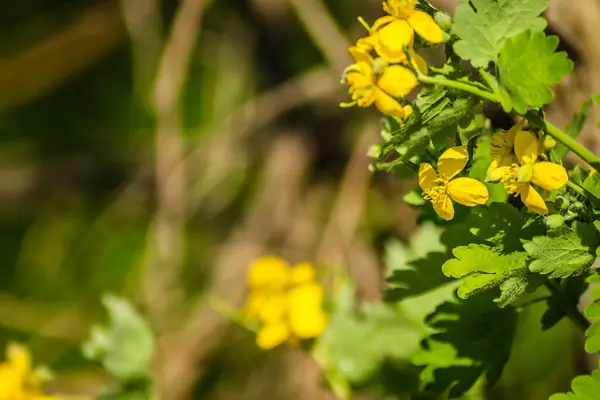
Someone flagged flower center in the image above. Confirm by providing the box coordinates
[423,177,449,204]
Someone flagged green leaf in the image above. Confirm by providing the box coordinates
[452,0,549,68]
[317,278,423,385]
[442,244,528,306]
[523,222,598,279]
[541,275,588,331]
[550,370,600,399]
[583,172,600,200]
[82,294,155,384]
[498,30,573,114]
[412,293,518,398]
[584,274,600,353]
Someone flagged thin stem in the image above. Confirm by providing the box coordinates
[418,73,498,103]
[546,122,600,169]
[567,180,587,197]
[545,280,590,333]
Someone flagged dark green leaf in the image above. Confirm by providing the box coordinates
[412,293,518,398]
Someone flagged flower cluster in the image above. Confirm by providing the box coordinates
[341,0,444,119]
[0,343,57,400]
[487,122,568,215]
[243,256,328,350]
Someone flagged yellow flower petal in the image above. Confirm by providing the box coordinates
[432,193,454,220]
[531,162,568,191]
[257,322,291,350]
[289,308,328,339]
[348,45,372,64]
[519,184,548,215]
[373,88,405,118]
[373,20,414,63]
[438,146,468,179]
[486,165,514,182]
[7,343,31,374]
[447,177,489,206]
[288,282,324,310]
[247,255,290,289]
[371,15,396,32]
[506,119,526,145]
[244,291,267,318]
[407,10,444,43]
[257,293,288,323]
[377,65,417,98]
[356,35,375,51]
[514,130,540,165]
[403,105,413,119]
[345,62,373,91]
[486,159,501,177]
[418,162,439,191]
[290,262,316,285]
[408,50,428,75]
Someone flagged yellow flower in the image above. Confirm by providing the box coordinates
[369,0,444,63]
[243,256,328,350]
[343,47,417,119]
[419,146,489,220]
[0,343,57,400]
[487,119,526,175]
[487,130,568,215]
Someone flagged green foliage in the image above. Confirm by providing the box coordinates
[523,222,598,278]
[498,30,573,114]
[316,278,422,387]
[584,273,600,353]
[541,275,588,331]
[412,293,518,398]
[82,294,156,399]
[452,0,548,68]
[549,370,600,399]
[442,244,528,307]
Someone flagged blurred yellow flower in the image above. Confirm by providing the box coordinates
[419,146,489,221]
[0,343,57,400]
[342,47,417,119]
[369,0,444,63]
[487,130,568,215]
[243,256,328,350]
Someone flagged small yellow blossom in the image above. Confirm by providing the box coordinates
[244,256,328,350]
[487,130,568,215]
[419,146,489,220]
[342,47,417,119]
[0,343,57,400]
[367,0,444,63]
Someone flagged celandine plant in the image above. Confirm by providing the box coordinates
[225,1,600,398]
[338,0,600,398]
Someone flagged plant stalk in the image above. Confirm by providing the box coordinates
[546,122,600,170]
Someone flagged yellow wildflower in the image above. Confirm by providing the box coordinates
[487,130,568,215]
[342,47,417,119]
[0,343,57,400]
[369,0,444,63]
[487,119,526,175]
[244,256,328,350]
[419,146,489,220]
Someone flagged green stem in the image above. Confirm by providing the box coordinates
[567,180,587,197]
[545,280,590,333]
[418,74,498,103]
[546,122,600,169]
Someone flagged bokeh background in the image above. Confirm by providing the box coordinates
[1,0,599,399]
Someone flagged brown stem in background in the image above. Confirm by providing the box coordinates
[144,0,214,318]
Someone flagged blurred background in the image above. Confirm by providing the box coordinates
[1,0,600,399]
